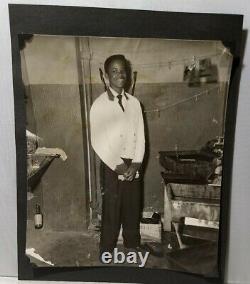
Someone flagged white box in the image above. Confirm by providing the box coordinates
[118,222,162,243]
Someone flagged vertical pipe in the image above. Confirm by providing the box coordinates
[75,37,93,227]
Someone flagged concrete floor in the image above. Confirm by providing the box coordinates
[26,220,218,276]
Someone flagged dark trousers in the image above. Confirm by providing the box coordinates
[100,162,142,252]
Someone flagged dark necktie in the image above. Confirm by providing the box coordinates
[117,94,124,112]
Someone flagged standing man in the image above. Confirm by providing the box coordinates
[90,54,145,256]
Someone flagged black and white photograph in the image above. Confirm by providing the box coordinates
[20,34,233,275]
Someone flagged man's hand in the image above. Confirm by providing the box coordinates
[114,163,128,175]
[123,163,141,181]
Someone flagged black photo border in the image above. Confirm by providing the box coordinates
[9,4,243,284]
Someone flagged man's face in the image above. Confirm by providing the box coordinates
[106,59,127,92]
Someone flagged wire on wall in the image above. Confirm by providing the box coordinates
[144,86,220,114]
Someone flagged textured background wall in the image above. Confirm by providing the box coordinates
[28,85,87,231]
[23,36,88,231]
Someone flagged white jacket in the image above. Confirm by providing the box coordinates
[90,88,145,171]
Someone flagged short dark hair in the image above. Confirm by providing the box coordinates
[104,54,128,73]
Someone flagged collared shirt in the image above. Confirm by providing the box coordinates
[90,87,145,171]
